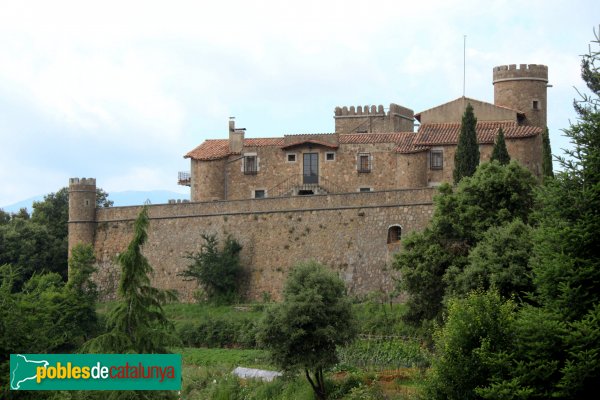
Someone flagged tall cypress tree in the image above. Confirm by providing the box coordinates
[453,103,480,184]
[83,206,178,354]
[542,127,554,181]
[491,127,510,165]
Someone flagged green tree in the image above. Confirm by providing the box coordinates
[473,27,600,399]
[542,127,554,181]
[395,161,536,325]
[257,262,357,400]
[180,234,243,304]
[451,219,533,301]
[0,187,113,286]
[83,206,177,354]
[490,127,510,165]
[426,291,516,400]
[453,102,480,184]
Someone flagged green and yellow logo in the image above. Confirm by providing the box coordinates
[10,354,181,391]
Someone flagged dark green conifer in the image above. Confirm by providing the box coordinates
[491,127,510,165]
[453,103,480,184]
[542,127,554,180]
[83,206,177,354]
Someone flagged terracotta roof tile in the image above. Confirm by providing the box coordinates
[185,139,230,160]
[244,138,285,147]
[281,139,338,150]
[185,122,540,160]
[415,121,540,146]
[339,132,413,144]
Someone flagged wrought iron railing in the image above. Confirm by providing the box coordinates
[178,171,191,186]
[267,174,343,198]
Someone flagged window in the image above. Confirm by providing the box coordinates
[244,155,258,175]
[532,100,539,110]
[359,187,372,192]
[254,189,266,199]
[357,153,371,173]
[287,153,296,162]
[387,225,402,244]
[430,150,443,170]
[325,152,336,161]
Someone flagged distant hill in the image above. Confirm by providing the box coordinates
[0,190,189,214]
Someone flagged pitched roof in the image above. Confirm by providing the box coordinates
[414,121,540,146]
[185,121,541,160]
[185,138,285,160]
[185,139,230,160]
[281,139,338,150]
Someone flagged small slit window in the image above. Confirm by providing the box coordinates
[387,225,402,244]
[287,153,296,162]
[532,100,539,110]
[254,190,266,199]
[325,152,336,161]
[359,187,372,192]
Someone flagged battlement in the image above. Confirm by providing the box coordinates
[335,104,386,116]
[493,64,548,83]
[334,103,414,119]
[69,177,96,186]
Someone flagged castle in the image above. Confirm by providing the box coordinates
[69,64,549,301]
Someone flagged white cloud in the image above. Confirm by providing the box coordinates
[0,0,599,204]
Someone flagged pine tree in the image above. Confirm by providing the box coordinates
[542,127,554,181]
[490,127,510,165]
[83,206,178,354]
[453,103,480,184]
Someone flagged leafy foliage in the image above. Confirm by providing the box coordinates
[83,206,178,355]
[491,127,510,165]
[257,261,357,399]
[180,234,243,304]
[0,187,112,288]
[429,28,600,399]
[0,265,99,399]
[426,291,516,400]
[453,102,480,184]
[395,161,536,325]
[451,219,533,300]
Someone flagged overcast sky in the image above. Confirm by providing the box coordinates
[1,0,598,207]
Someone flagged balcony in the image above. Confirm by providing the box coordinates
[178,171,191,187]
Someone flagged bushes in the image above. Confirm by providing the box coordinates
[178,316,258,348]
[337,338,430,370]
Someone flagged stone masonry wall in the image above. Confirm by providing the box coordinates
[90,188,435,302]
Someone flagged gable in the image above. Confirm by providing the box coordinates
[416,97,522,124]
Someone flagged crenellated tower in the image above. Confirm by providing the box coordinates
[493,64,549,128]
[334,103,414,133]
[68,177,97,277]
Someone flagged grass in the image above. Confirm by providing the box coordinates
[97,300,427,399]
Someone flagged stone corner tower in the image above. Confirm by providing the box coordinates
[68,177,97,274]
[493,64,549,128]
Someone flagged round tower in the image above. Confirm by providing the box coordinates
[68,177,97,266]
[493,64,548,128]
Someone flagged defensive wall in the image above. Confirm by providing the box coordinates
[69,181,436,302]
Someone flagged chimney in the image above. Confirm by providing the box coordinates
[228,117,244,153]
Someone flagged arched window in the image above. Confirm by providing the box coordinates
[387,225,402,244]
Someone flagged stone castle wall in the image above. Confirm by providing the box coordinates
[334,103,414,133]
[493,64,548,128]
[85,188,436,302]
